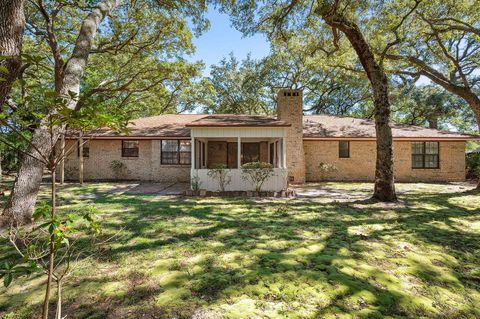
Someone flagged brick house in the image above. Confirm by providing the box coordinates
[61,89,478,191]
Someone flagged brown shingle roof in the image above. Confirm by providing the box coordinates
[185,114,290,127]
[92,114,208,138]
[82,113,477,140]
[304,115,477,139]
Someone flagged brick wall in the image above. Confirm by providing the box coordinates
[304,140,465,182]
[58,136,466,184]
[277,89,305,183]
[59,139,190,182]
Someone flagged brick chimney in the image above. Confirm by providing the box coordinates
[277,89,305,183]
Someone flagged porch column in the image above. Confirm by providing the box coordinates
[191,136,195,169]
[282,137,287,169]
[237,136,241,169]
[79,134,84,185]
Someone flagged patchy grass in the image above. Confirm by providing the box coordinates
[0,182,479,319]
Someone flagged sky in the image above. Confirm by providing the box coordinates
[187,8,271,75]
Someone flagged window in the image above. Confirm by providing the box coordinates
[339,141,350,158]
[122,140,139,157]
[241,142,260,164]
[161,140,191,165]
[77,140,89,157]
[412,142,439,169]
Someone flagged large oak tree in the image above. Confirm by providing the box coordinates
[383,0,480,130]
[221,0,427,201]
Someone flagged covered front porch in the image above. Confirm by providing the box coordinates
[189,124,289,192]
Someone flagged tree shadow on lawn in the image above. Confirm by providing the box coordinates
[1,187,479,318]
[96,189,479,318]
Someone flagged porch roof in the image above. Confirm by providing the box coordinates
[185,115,291,127]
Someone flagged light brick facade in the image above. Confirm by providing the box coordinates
[60,139,190,182]
[304,140,465,182]
[277,89,306,183]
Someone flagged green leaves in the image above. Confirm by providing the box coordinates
[1,262,14,287]
[241,161,275,192]
[0,261,40,288]
[33,201,50,221]
[0,64,9,75]
[3,201,104,290]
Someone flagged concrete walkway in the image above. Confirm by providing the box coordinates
[292,182,477,202]
[105,182,189,195]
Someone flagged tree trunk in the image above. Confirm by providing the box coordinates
[3,128,51,225]
[474,106,480,132]
[428,117,438,129]
[3,0,120,224]
[0,0,25,108]
[320,11,397,202]
[55,280,62,319]
[42,169,56,319]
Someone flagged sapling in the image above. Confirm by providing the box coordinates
[207,164,231,192]
[0,88,126,319]
[241,161,274,192]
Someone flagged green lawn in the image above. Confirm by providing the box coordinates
[1,182,479,319]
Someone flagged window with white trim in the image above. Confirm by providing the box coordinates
[412,142,439,169]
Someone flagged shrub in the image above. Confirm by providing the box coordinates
[241,161,275,192]
[318,162,338,180]
[466,153,480,180]
[109,160,127,178]
[191,173,202,191]
[207,164,231,192]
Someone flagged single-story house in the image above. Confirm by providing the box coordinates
[60,89,478,191]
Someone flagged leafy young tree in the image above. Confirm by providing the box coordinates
[207,164,231,192]
[0,89,124,318]
[241,161,275,192]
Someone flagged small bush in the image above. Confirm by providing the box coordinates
[191,173,202,191]
[109,160,127,178]
[318,162,338,180]
[241,161,275,192]
[207,164,231,191]
[466,153,480,180]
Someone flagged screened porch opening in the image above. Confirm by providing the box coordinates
[192,138,284,169]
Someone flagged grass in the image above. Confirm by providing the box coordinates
[0,182,479,319]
